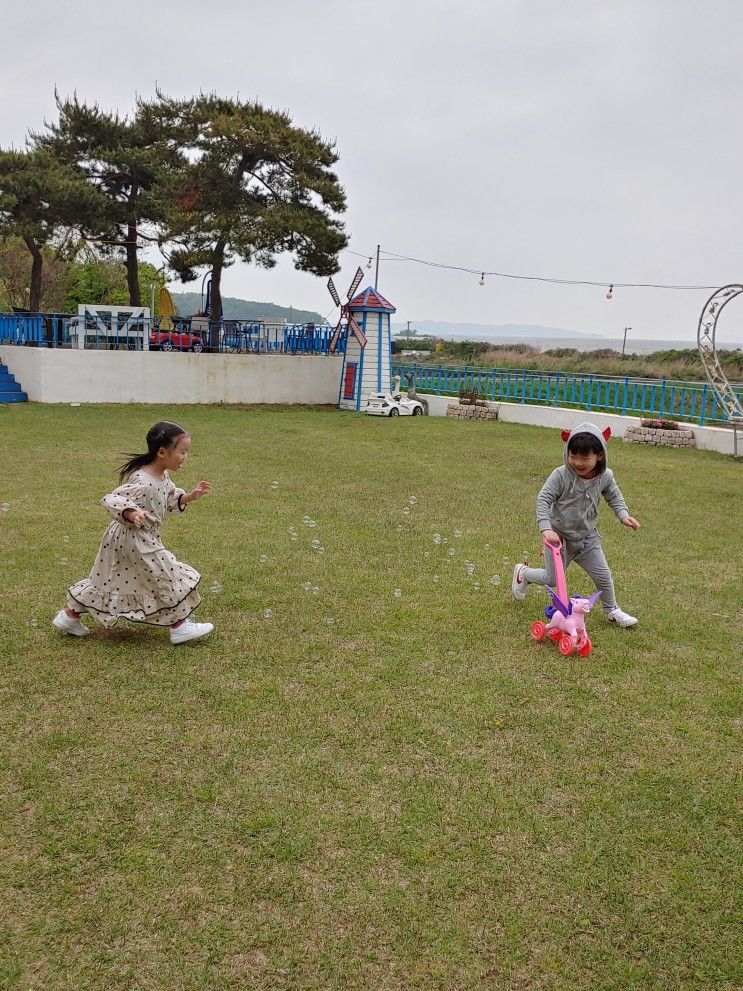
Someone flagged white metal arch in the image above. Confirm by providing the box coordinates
[697,285,743,425]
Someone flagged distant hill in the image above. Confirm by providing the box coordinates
[171,292,324,325]
[395,320,595,340]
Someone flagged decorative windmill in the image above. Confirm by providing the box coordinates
[327,267,366,353]
[327,269,396,411]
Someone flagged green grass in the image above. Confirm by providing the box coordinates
[0,404,740,990]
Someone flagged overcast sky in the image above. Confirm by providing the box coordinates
[3,0,743,342]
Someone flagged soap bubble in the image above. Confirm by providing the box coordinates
[288,527,296,535]
[1,502,9,512]
[408,496,418,505]
[63,535,70,543]
[442,537,448,544]
[397,524,404,532]
[312,585,320,595]
[453,529,462,538]
[466,564,475,576]
[311,539,321,549]
[424,551,430,558]
[490,575,501,585]
[290,533,298,541]
[484,543,491,550]
[502,557,510,565]
[61,557,69,565]
[402,506,411,515]
[324,616,335,625]
[433,533,442,544]
[30,618,38,628]
[259,555,268,564]
[301,581,311,591]
[302,516,312,525]
[270,480,279,490]
[393,588,402,598]
[306,519,317,528]
[210,581,222,593]
[447,548,455,556]
[432,575,439,583]
[473,582,481,591]
[262,608,273,619]
[318,546,325,555]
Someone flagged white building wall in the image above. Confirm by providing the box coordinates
[0,346,341,405]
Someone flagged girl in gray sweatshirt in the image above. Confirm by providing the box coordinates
[512,422,640,627]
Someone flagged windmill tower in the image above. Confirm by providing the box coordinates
[328,270,397,411]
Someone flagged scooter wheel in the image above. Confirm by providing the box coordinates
[559,635,574,656]
[577,638,592,657]
[531,620,546,641]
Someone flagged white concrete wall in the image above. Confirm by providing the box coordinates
[0,346,342,405]
[421,393,740,456]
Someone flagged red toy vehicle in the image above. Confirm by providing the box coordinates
[149,330,204,352]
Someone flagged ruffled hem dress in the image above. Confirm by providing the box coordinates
[67,469,201,627]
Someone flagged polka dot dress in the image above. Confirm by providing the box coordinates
[67,469,201,627]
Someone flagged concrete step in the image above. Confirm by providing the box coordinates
[0,389,28,403]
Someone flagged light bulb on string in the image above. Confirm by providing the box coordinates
[605,284,614,300]
[366,257,372,269]
[479,272,485,287]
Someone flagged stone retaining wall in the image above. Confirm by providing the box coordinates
[623,425,696,447]
[446,401,500,421]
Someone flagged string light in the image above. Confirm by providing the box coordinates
[479,272,485,287]
[343,248,717,293]
[605,284,614,300]
[366,256,372,269]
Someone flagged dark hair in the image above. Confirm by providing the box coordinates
[567,432,604,457]
[119,421,189,481]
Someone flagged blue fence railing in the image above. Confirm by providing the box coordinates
[393,363,743,427]
[0,312,343,355]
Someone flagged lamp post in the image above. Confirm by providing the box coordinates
[622,326,631,357]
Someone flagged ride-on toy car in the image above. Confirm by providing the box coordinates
[365,392,425,417]
[149,330,204,352]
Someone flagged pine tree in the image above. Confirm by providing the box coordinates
[149,93,348,350]
[0,148,103,311]
[33,94,176,306]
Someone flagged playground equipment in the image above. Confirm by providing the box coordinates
[697,285,743,454]
[530,539,599,657]
[328,268,396,411]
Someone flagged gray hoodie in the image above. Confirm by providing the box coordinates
[536,422,629,541]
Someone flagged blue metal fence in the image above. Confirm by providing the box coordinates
[394,363,743,427]
[0,312,342,355]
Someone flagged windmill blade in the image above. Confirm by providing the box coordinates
[328,317,344,354]
[346,267,364,300]
[347,314,367,348]
[327,277,340,308]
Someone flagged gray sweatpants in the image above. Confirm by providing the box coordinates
[521,531,617,612]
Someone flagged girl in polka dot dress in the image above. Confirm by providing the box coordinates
[53,421,214,645]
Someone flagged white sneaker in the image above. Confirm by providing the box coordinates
[512,562,529,601]
[52,609,90,637]
[170,619,214,645]
[606,607,638,628]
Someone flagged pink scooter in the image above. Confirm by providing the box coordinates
[530,538,600,657]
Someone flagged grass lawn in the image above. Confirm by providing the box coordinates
[0,403,740,991]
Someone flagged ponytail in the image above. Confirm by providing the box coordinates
[118,420,189,482]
